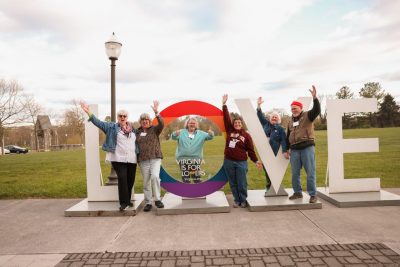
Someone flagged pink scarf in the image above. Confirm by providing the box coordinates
[120,123,132,136]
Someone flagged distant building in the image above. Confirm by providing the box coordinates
[32,115,58,151]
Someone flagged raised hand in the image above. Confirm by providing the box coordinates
[257,97,264,108]
[79,100,90,115]
[222,94,228,105]
[151,100,159,114]
[309,85,317,99]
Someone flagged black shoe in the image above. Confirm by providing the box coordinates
[309,196,317,203]
[155,201,164,208]
[143,204,152,212]
[128,202,133,207]
[119,204,128,211]
[289,192,303,200]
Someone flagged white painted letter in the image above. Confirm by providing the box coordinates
[235,98,312,196]
[85,105,122,201]
[327,99,380,193]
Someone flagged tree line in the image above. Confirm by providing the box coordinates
[314,82,400,130]
[1,79,399,152]
[0,79,86,152]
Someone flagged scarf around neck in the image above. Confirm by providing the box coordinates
[119,123,132,136]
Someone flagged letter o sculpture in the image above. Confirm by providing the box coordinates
[156,100,228,198]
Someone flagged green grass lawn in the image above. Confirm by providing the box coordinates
[0,127,399,199]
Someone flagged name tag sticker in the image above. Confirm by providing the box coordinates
[229,140,237,148]
[140,132,147,137]
[293,121,299,127]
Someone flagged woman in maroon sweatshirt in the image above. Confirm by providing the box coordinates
[222,94,262,208]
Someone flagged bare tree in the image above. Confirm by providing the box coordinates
[359,82,385,126]
[317,93,335,128]
[24,94,43,151]
[359,82,385,103]
[63,99,85,144]
[335,86,354,128]
[0,79,30,154]
[336,86,354,99]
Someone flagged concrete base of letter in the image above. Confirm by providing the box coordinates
[64,194,145,217]
[317,187,400,208]
[246,189,322,211]
[156,191,230,215]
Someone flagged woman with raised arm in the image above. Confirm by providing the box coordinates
[135,101,165,212]
[256,97,289,195]
[171,117,214,183]
[80,101,137,211]
[222,94,262,208]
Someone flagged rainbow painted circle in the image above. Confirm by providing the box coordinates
[156,100,228,198]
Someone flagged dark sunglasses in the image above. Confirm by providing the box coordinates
[118,115,127,118]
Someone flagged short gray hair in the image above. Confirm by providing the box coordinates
[184,117,199,129]
[117,109,129,117]
[269,112,281,124]
[139,113,151,121]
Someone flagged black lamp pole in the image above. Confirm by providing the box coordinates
[105,33,122,186]
[110,58,116,123]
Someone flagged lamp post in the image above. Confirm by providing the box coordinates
[105,32,122,185]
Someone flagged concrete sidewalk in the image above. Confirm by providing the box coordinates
[0,189,399,266]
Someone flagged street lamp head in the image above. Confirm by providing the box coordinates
[105,32,122,60]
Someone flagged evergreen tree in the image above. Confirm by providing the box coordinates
[377,94,400,127]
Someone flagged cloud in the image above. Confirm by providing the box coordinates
[259,0,400,103]
[378,71,400,82]
[261,81,298,91]
[0,0,399,118]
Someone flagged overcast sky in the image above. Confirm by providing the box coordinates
[1,0,399,121]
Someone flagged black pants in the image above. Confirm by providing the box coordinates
[111,162,137,206]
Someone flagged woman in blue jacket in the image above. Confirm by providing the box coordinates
[80,101,137,211]
[256,97,289,195]
[171,117,214,183]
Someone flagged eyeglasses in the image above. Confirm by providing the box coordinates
[118,115,127,118]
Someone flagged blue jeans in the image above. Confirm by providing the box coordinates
[223,159,248,204]
[290,146,316,196]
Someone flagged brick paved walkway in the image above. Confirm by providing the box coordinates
[56,243,400,267]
